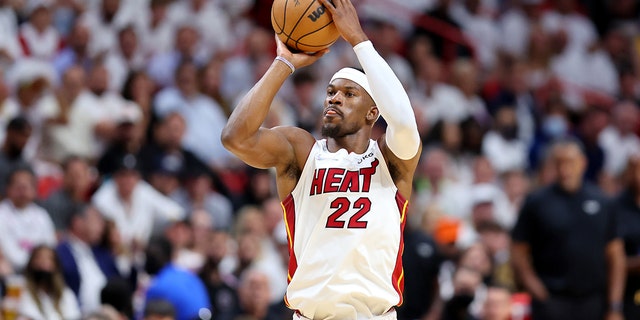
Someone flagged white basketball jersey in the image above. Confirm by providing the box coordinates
[281,139,407,320]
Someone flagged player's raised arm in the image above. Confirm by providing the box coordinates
[320,0,420,161]
[221,38,328,170]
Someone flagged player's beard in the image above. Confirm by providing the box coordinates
[321,122,359,138]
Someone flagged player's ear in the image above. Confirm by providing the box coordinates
[366,106,379,124]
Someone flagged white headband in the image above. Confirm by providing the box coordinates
[330,68,375,105]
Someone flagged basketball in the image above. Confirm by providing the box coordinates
[271,0,340,53]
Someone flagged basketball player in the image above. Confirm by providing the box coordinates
[221,0,421,319]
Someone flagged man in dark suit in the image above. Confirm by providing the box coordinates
[56,204,120,312]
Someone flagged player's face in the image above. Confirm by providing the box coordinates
[321,78,376,138]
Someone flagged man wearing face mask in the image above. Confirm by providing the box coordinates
[529,100,571,171]
[482,105,528,174]
[441,267,482,320]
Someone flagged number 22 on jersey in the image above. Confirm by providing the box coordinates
[326,197,371,229]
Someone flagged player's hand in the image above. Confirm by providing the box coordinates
[319,0,368,47]
[275,35,329,69]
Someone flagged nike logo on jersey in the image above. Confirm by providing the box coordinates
[309,159,379,195]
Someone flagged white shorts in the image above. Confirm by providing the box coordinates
[292,309,397,320]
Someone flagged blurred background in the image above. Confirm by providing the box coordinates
[0,0,639,319]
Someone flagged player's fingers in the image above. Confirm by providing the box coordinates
[318,0,336,13]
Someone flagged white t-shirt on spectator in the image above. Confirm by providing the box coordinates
[92,180,185,247]
[138,15,175,57]
[0,199,57,270]
[541,10,598,54]
[104,47,146,92]
[0,6,21,66]
[551,48,619,105]
[41,90,105,162]
[412,84,469,124]
[18,287,81,320]
[482,131,528,173]
[18,23,61,61]
[450,3,500,69]
[78,4,141,57]
[499,8,531,58]
[167,0,232,54]
[598,126,640,177]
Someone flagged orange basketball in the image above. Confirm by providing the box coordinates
[271,0,340,53]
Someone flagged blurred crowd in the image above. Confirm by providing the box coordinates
[0,0,639,319]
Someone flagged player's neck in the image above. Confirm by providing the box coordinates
[326,131,371,154]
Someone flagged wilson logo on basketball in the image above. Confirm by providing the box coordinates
[307,6,326,22]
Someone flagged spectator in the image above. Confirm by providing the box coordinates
[18,1,62,61]
[450,0,500,71]
[86,63,126,131]
[100,277,134,320]
[511,138,625,320]
[498,0,543,58]
[575,107,608,185]
[0,167,56,270]
[0,0,22,67]
[143,299,176,320]
[164,219,201,272]
[40,65,105,163]
[412,147,464,221]
[0,117,32,196]
[500,170,530,227]
[199,230,239,320]
[144,236,211,320]
[41,156,94,232]
[364,17,414,89]
[482,106,528,174]
[52,20,92,76]
[153,60,230,169]
[147,23,208,88]
[529,98,572,170]
[236,268,289,320]
[478,286,513,320]
[477,222,515,292]
[92,153,185,254]
[615,154,640,319]
[104,25,146,92]
[166,0,232,56]
[56,205,120,313]
[431,59,489,125]
[287,69,322,133]
[199,57,232,116]
[139,0,175,58]
[120,70,155,132]
[425,120,474,183]
[598,101,640,179]
[78,0,139,58]
[441,266,482,320]
[18,245,81,320]
[2,59,56,160]
[541,0,598,55]
[96,102,144,177]
[173,166,233,231]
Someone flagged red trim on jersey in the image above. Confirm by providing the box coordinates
[392,191,408,306]
[281,194,298,284]
[18,35,30,56]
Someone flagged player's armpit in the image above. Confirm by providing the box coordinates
[378,133,421,199]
